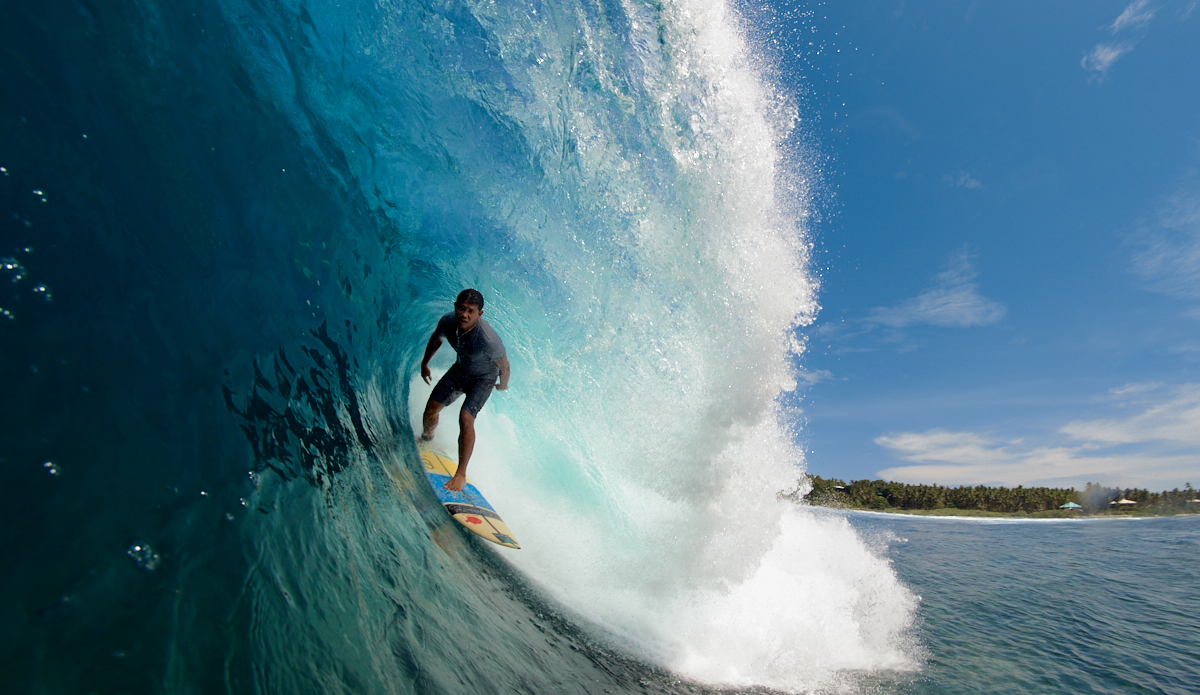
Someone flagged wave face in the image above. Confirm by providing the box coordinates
[0,0,918,692]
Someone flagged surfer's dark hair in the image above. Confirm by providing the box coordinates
[456,288,485,310]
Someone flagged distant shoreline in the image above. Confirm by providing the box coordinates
[797,475,1200,518]
[820,506,1200,520]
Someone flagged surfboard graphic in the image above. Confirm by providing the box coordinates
[419,447,520,549]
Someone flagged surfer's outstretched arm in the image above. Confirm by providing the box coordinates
[420,332,443,384]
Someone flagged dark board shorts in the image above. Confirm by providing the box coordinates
[429,364,497,417]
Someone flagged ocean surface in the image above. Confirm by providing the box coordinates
[845,511,1200,695]
[1,0,1195,692]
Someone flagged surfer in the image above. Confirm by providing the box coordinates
[419,289,510,491]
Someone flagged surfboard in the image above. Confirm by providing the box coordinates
[418,444,520,549]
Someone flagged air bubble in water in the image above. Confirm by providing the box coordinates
[127,542,161,571]
[32,285,51,301]
[1,257,25,283]
[43,461,60,476]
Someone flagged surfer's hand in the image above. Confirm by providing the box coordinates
[421,364,432,385]
[444,472,466,492]
[496,381,508,391]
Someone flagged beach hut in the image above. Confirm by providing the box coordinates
[1110,498,1137,512]
[1059,502,1082,510]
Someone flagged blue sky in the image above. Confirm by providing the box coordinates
[767,0,1200,490]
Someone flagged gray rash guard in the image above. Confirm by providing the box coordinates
[435,312,507,377]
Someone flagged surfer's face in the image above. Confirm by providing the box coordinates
[454,302,482,332]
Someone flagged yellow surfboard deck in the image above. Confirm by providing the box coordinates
[419,445,520,549]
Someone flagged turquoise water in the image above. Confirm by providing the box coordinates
[1,0,1193,692]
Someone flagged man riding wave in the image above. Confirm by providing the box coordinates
[419,289,510,492]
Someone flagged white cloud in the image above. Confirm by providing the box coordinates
[1110,0,1158,32]
[1108,381,1164,396]
[1081,42,1133,81]
[1130,180,1200,300]
[1082,0,1161,81]
[796,368,836,386]
[866,248,1007,329]
[1061,383,1200,446]
[946,171,983,190]
[874,384,1200,490]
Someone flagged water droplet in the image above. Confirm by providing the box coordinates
[0,307,13,320]
[225,512,234,521]
[200,490,208,497]
[32,285,51,301]
[32,189,43,196]
[43,461,60,476]
[127,542,161,571]
[239,497,248,506]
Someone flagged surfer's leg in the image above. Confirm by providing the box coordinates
[445,408,475,491]
[443,374,491,491]
[421,400,445,441]
[424,368,464,440]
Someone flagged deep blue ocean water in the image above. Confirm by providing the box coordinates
[2,0,1196,692]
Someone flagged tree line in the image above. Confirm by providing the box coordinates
[800,476,1200,515]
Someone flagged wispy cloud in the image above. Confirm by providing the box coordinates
[1081,42,1134,81]
[875,383,1200,489]
[796,368,836,386]
[1110,0,1158,32]
[1129,178,1200,301]
[866,248,1006,329]
[1082,0,1160,81]
[946,171,983,190]
[1061,383,1200,446]
[1108,381,1165,396]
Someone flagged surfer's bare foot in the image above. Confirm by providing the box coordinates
[419,433,433,442]
[444,472,466,491]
